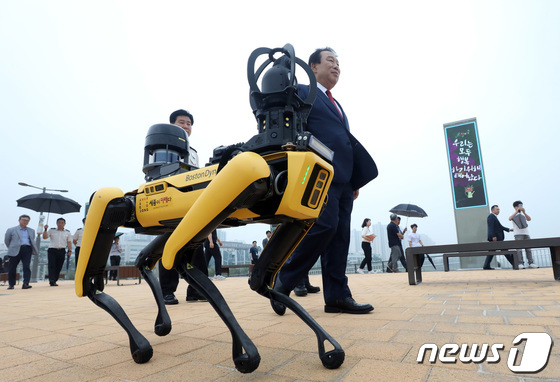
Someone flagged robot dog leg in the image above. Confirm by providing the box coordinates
[134,233,172,337]
[157,151,270,373]
[75,188,153,364]
[177,258,260,373]
[249,221,345,370]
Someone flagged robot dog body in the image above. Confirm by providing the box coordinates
[74,44,346,373]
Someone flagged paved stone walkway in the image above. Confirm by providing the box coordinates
[1,268,559,381]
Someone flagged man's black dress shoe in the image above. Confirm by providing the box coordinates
[270,276,290,316]
[163,294,178,305]
[305,282,321,294]
[50,282,58,286]
[22,284,32,289]
[7,285,14,290]
[186,293,208,302]
[294,284,307,297]
[483,267,495,270]
[324,297,374,314]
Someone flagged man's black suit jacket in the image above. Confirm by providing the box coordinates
[487,213,509,241]
[297,85,377,190]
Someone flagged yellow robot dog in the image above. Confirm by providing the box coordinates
[75,44,344,373]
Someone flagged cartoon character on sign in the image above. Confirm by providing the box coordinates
[465,185,475,198]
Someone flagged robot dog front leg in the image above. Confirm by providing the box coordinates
[75,188,154,364]
[158,151,271,373]
[176,258,261,373]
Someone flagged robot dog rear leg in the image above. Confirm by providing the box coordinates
[176,259,261,374]
[135,233,172,337]
[249,221,345,370]
[76,188,153,363]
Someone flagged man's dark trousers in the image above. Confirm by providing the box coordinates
[484,213,513,268]
[204,243,222,275]
[9,245,32,286]
[483,243,515,268]
[48,248,66,283]
[278,182,353,303]
[159,246,207,296]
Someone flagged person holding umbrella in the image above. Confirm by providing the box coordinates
[396,217,408,271]
[43,217,72,286]
[386,214,404,273]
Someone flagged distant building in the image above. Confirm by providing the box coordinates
[221,241,252,265]
[217,229,227,242]
[371,222,389,260]
[119,233,156,264]
[120,229,252,266]
[350,228,361,254]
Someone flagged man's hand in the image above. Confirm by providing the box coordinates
[492,237,497,241]
[353,189,359,200]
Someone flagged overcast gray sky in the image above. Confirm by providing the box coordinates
[1,0,558,247]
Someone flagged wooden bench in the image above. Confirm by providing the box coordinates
[443,251,517,272]
[104,265,142,286]
[0,272,19,285]
[221,264,254,276]
[405,237,560,285]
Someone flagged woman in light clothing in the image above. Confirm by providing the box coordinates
[357,218,376,274]
[109,236,122,280]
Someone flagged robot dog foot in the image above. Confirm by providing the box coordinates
[267,288,345,369]
[180,263,261,373]
[88,289,153,364]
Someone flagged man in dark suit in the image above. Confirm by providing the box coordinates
[483,205,513,270]
[4,214,39,289]
[271,47,378,314]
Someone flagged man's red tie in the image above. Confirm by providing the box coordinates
[326,90,343,119]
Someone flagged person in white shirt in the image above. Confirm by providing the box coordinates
[73,218,86,267]
[357,218,375,274]
[408,224,425,267]
[109,236,123,280]
[158,109,208,305]
[508,200,537,268]
[43,217,73,286]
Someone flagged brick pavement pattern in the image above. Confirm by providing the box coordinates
[1,269,559,381]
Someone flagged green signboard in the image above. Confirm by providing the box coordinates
[444,118,488,209]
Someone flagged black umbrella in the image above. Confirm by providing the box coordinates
[389,203,428,218]
[17,192,81,224]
